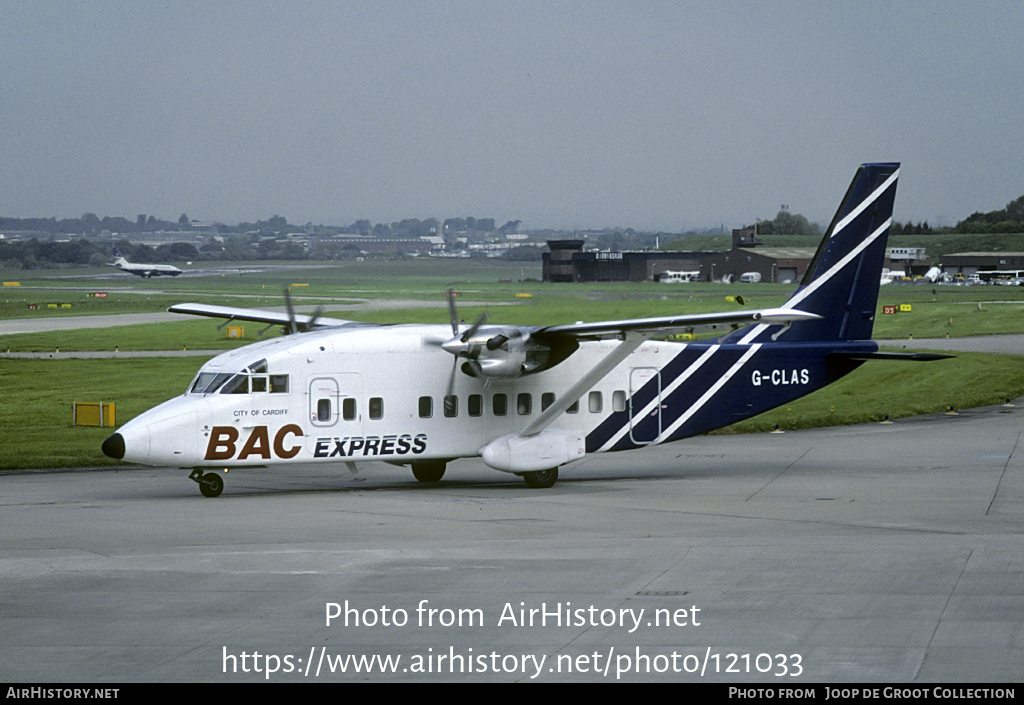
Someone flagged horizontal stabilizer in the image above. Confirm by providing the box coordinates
[829,351,954,362]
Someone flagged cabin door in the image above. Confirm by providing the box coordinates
[629,367,662,444]
[308,374,363,430]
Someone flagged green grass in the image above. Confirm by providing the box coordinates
[0,357,205,469]
[874,286,1024,339]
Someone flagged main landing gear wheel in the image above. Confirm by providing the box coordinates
[411,461,446,483]
[190,470,224,498]
[522,468,558,489]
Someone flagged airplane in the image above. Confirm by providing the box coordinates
[111,247,183,277]
[102,162,948,497]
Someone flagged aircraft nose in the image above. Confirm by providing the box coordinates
[101,433,125,460]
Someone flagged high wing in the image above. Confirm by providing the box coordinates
[534,307,820,341]
[168,302,362,330]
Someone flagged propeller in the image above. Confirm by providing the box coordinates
[431,288,553,395]
[438,288,489,399]
[283,288,323,335]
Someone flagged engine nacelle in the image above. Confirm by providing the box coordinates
[480,431,586,473]
[474,345,528,378]
[443,326,579,381]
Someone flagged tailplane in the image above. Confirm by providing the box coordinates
[743,162,900,343]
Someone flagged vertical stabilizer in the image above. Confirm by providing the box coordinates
[741,163,900,343]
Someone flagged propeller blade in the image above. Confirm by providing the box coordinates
[460,311,488,343]
[446,288,459,336]
[445,357,458,399]
[284,288,298,335]
[303,306,324,332]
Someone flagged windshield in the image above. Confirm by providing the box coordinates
[189,372,232,394]
[188,359,285,395]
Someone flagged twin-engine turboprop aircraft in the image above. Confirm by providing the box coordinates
[102,163,945,496]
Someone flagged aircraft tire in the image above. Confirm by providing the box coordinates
[199,471,224,498]
[412,461,446,483]
[522,468,558,489]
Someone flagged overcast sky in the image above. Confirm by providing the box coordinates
[3,1,1023,231]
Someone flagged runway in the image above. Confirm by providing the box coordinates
[2,401,1022,682]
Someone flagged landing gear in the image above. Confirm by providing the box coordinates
[411,460,446,483]
[189,469,224,498]
[521,467,558,489]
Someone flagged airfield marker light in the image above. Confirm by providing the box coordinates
[881,415,894,424]
[770,424,784,434]
[945,406,958,415]
[1004,399,1015,407]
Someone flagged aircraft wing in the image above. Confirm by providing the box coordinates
[533,307,820,341]
[167,303,360,329]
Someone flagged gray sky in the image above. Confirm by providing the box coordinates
[3,1,1023,231]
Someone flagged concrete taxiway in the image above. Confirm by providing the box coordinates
[1,401,1022,683]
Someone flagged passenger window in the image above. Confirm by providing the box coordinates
[270,375,289,393]
[418,396,432,418]
[517,393,532,415]
[444,395,458,417]
[317,399,331,422]
[369,397,383,420]
[251,376,267,393]
[493,394,507,416]
[567,400,579,414]
[468,394,483,417]
[342,398,356,420]
[589,391,603,413]
[541,392,555,411]
[612,390,626,412]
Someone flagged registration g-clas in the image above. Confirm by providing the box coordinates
[751,368,810,387]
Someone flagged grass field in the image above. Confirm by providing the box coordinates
[2,259,1024,470]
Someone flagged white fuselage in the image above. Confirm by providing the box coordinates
[114,258,182,277]
[114,323,685,473]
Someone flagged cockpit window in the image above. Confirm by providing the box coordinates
[220,374,249,394]
[190,372,232,394]
[188,362,287,395]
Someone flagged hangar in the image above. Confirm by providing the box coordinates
[543,229,924,284]
[542,240,716,283]
[940,252,1024,279]
[542,230,816,284]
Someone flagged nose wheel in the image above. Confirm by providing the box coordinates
[189,469,224,498]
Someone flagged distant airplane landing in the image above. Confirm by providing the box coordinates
[111,247,183,277]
